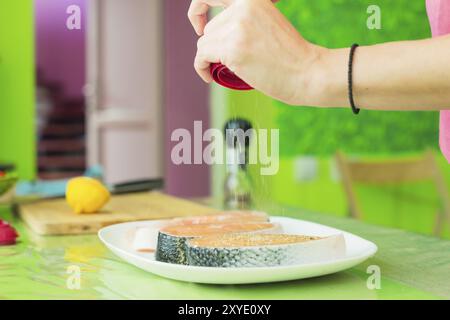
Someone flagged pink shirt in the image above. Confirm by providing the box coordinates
[426,0,450,162]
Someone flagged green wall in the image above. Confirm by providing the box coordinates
[277,0,437,156]
[0,0,36,179]
[211,0,450,238]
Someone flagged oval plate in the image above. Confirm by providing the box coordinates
[98,216,377,284]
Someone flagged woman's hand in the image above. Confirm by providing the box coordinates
[189,0,450,111]
[189,0,326,105]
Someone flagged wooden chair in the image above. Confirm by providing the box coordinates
[335,150,450,237]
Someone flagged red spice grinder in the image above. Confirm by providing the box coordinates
[210,63,253,90]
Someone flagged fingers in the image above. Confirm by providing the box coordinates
[194,7,231,83]
[194,55,214,83]
[188,0,231,35]
[194,35,222,83]
[202,5,230,36]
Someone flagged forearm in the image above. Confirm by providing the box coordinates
[302,35,450,111]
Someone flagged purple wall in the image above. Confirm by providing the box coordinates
[164,1,211,197]
[35,0,86,99]
[35,0,210,196]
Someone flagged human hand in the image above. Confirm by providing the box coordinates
[188,0,326,105]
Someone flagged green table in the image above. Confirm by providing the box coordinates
[1,202,449,300]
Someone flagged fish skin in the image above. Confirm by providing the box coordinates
[155,232,191,264]
[155,223,282,265]
[186,245,303,267]
[186,234,346,268]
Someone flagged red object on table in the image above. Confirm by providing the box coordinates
[0,220,18,245]
[210,63,253,91]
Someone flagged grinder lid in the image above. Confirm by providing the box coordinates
[210,63,253,90]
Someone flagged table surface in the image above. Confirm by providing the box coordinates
[1,200,449,300]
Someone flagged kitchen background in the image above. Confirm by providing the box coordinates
[0,0,448,238]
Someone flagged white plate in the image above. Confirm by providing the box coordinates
[98,217,377,284]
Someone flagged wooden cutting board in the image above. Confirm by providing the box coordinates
[19,192,219,235]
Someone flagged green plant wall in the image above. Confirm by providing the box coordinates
[277,0,438,156]
[0,0,36,180]
[211,0,450,238]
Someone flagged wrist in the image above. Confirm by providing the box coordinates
[292,47,349,108]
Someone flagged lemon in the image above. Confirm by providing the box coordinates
[66,177,110,214]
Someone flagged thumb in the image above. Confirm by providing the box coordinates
[188,0,232,35]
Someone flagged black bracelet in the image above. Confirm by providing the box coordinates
[348,44,360,115]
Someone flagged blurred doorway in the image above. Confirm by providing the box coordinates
[86,0,164,185]
[34,0,164,185]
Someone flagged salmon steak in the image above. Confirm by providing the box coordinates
[156,222,281,265]
[186,233,346,268]
[131,211,269,254]
[170,211,269,225]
